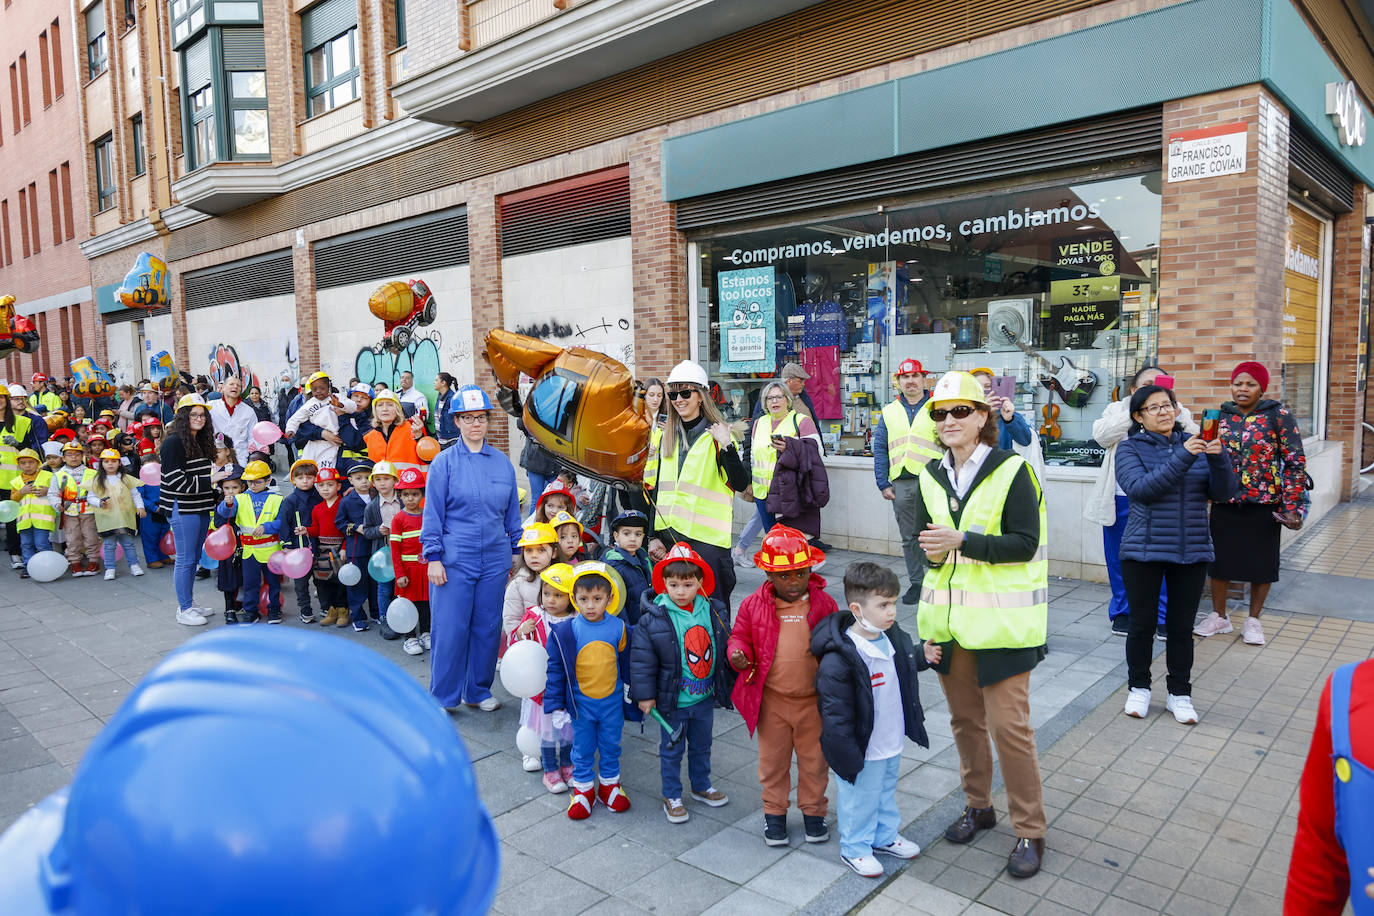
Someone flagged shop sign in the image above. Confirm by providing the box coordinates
[1054,233,1120,276]
[717,266,774,373]
[1166,122,1248,182]
[1326,81,1367,147]
[1283,205,1323,364]
[1049,275,1121,308]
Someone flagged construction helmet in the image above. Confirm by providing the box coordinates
[242,460,272,481]
[517,522,558,549]
[569,560,625,617]
[450,385,493,414]
[927,371,989,409]
[315,467,343,484]
[548,510,582,535]
[539,562,577,595]
[306,371,331,388]
[176,393,206,411]
[754,524,825,572]
[289,458,319,477]
[396,468,426,491]
[369,461,399,480]
[15,448,40,463]
[665,360,709,388]
[894,358,925,377]
[651,542,716,597]
[98,448,122,462]
[61,440,84,453]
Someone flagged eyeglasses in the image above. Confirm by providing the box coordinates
[930,405,976,422]
[457,414,489,424]
[666,389,697,401]
[765,394,786,402]
[1139,402,1175,416]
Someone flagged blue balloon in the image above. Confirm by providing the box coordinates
[367,547,394,583]
[199,546,219,570]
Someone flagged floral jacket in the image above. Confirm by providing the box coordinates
[1218,399,1307,517]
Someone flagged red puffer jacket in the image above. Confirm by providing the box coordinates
[726,575,839,735]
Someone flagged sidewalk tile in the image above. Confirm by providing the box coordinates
[702,888,798,916]
[560,835,671,894]
[882,874,971,916]
[975,879,1038,915]
[1042,876,1106,913]
[678,821,784,884]
[931,864,996,900]
[616,860,733,916]
[742,849,847,907]
[493,866,605,915]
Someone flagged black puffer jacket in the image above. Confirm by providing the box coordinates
[629,590,735,716]
[811,611,928,784]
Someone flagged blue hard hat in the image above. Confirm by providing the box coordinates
[449,384,493,414]
[0,628,499,915]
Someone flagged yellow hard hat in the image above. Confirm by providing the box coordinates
[176,393,206,411]
[569,560,624,617]
[242,460,272,481]
[289,458,319,477]
[927,371,989,409]
[306,371,331,387]
[517,522,558,549]
[16,448,40,462]
[99,448,122,461]
[61,440,84,452]
[369,460,399,480]
[539,562,576,595]
[549,510,583,535]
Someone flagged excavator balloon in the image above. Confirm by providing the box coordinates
[0,295,39,359]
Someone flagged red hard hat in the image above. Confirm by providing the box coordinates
[396,468,426,491]
[137,438,156,456]
[895,359,925,377]
[31,373,46,385]
[651,542,715,597]
[315,467,343,483]
[754,524,825,572]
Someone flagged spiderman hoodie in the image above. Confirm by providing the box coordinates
[629,591,734,716]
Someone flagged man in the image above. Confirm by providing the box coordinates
[11,387,49,446]
[395,372,429,432]
[970,369,1032,450]
[133,384,174,424]
[31,375,62,415]
[872,359,940,604]
[209,376,256,465]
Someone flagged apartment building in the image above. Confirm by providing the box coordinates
[76,0,1373,579]
[0,1,95,383]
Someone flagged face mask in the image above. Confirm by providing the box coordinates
[853,607,883,635]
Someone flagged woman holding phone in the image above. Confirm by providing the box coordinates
[1196,361,1307,647]
[971,369,1032,449]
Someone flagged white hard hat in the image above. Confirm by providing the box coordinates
[665,360,709,388]
[7,384,26,398]
[928,371,989,408]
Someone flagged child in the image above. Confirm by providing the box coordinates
[284,371,357,469]
[601,510,653,625]
[210,439,236,484]
[509,562,577,792]
[217,460,283,624]
[143,417,164,450]
[41,442,63,472]
[361,461,401,638]
[279,458,322,624]
[135,439,173,568]
[9,448,57,575]
[85,449,146,580]
[390,467,430,655]
[812,561,932,877]
[213,465,247,622]
[337,461,375,632]
[727,524,839,845]
[526,480,576,527]
[555,469,590,511]
[629,544,733,824]
[300,466,348,626]
[42,444,66,556]
[544,566,633,820]
[47,441,100,577]
[549,510,593,563]
[505,522,558,646]
[84,436,106,469]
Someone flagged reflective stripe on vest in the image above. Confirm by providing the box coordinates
[653,430,736,548]
[13,469,57,530]
[0,415,34,480]
[643,426,663,487]
[750,411,799,499]
[234,492,283,561]
[882,399,940,478]
[54,467,94,516]
[916,455,1048,650]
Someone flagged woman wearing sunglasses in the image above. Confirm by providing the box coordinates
[911,371,1050,879]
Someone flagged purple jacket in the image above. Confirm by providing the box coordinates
[765,437,829,537]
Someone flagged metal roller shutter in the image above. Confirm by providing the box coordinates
[675,107,1164,231]
[499,168,630,258]
[183,249,295,310]
[301,0,357,49]
[1288,126,1355,213]
[221,29,266,70]
[183,34,211,90]
[104,306,171,325]
[314,207,469,289]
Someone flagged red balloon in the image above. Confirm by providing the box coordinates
[204,525,237,562]
[160,531,176,556]
[416,436,440,462]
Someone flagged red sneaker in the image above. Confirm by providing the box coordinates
[567,785,595,820]
[598,779,630,813]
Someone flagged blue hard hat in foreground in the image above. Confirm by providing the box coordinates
[0,628,499,915]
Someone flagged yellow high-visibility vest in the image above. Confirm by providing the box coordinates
[649,428,736,549]
[51,466,95,516]
[0,415,34,482]
[750,411,799,500]
[10,469,57,531]
[916,455,1048,650]
[882,398,940,480]
[233,492,283,561]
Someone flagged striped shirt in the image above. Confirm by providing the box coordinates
[158,435,215,514]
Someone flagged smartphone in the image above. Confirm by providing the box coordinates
[992,376,1016,400]
[1154,374,1175,389]
[1200,408,1221,442]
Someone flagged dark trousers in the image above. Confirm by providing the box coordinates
[1122,560,1208,696]
[242,556,281,614]
[658,699,715,799]
[1,489,18,556]
[292,574,316,615]
[316,576,346,608]
[346,561,374,623]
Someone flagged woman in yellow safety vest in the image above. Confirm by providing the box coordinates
[912,371,1049,880]
[0,385,38,570]
[731,381,820,568]
[644,360,749,610]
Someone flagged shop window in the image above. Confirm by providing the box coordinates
[130,114,146,176]
[94,133,116,212]
[1282,202,1331,439]
[694,172,1163,467]
[87,1,108,80]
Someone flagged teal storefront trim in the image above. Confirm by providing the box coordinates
[662,0,1374,200]
[95,283,122,315]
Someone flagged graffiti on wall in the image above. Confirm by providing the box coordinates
[355,333,442,415]
[206,340,298,395]
[512,316,635,370]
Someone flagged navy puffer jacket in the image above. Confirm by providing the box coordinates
[1115,426,1239,564]
[629,590,735,716]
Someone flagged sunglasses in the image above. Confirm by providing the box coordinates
[930,405,977,422]
[666,389,697,401]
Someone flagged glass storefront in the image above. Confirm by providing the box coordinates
[694,172,1163,467]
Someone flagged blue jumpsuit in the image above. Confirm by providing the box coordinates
[544,615,629,786]
[420,441,521,707]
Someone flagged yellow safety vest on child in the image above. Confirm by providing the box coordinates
[750,411,799,500]
[10,468,57,531]
[0,415,34,482]
[646,429,736,549]
[50,466,95,516]
[233,493,283,561]
[881,399,940,478]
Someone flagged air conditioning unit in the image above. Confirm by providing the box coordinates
[986,298,1035,351]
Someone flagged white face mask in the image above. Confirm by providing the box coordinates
[852,606,883,635]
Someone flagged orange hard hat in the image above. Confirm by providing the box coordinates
[754,524,825,572]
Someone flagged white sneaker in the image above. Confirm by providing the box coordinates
[1242,617,1266,646]
[874,835,921,859]
[842,854,884,878]
[175,608,208,626]
[1166,694,1199,724]
[130,564,144,577]
[1193,612,1234,637]
[479,697,501,712]
[9,555,21,570]
[419,631,431,650]
[403,637,423,656]
[103,569,116,581]
[1124,687,1151,718]
[522,755,541,773]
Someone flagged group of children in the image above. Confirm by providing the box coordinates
[503,480,937,877]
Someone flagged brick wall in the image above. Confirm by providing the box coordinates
[628,128,688,379]
[1327,184,1368,499]
[467,176,506,449]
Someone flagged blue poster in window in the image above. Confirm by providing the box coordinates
[718,267,775,373]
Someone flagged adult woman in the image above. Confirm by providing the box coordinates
[245,386,273,423]
[434,373,459,448]
[1196,360,1307,647]
[913,372,1048,879]
[0,386,37,569]
[1087,366,1198,636]
[421,385,522,711]
[115,385,139,432]
[642,377,665,427]
[364,392,424,472]
[159,395,217,626]
[732,382,820,566]
[1115,384,1237,724]
[646,361,750,611]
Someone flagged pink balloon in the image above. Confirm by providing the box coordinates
[114,544,124,562]
[281,547,314,579]
[160,531,176,556]
[138,462,161,486]
[251,421,282,447]
[204,525,237,562]
[267,551,286,575]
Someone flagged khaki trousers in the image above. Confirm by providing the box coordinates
[938,642,1046,838]
[62,514,100,564]
[756,689,828,817]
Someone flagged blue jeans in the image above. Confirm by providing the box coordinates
[540,741,572,774]
[19,528,51,564]
[377,578,394,622]
[1105,495,1166,624]
[101,531,138,569]
[735,498,776,552]
[659,699,715,799]
[836,753,903,859]
[170,508,209,611]
[570,693,624,787]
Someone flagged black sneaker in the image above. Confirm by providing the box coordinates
[224,611,240,625]
[811,539,834,551]
[803,814,829,843]
[267,609,283,625]
[195,568,212,579]
[1111,615,1129,636]
[1155,624,1167,641]
[240,611,258,624]
[763,813,788,846]
[299,612,315,624]
[901,584,920,605]
[380,622,400,640]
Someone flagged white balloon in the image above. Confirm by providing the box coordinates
[515,726,542,759]
[26,551,69,583]
[500,639,549,699]
[338,563,362,587]
[386,597,419,634]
